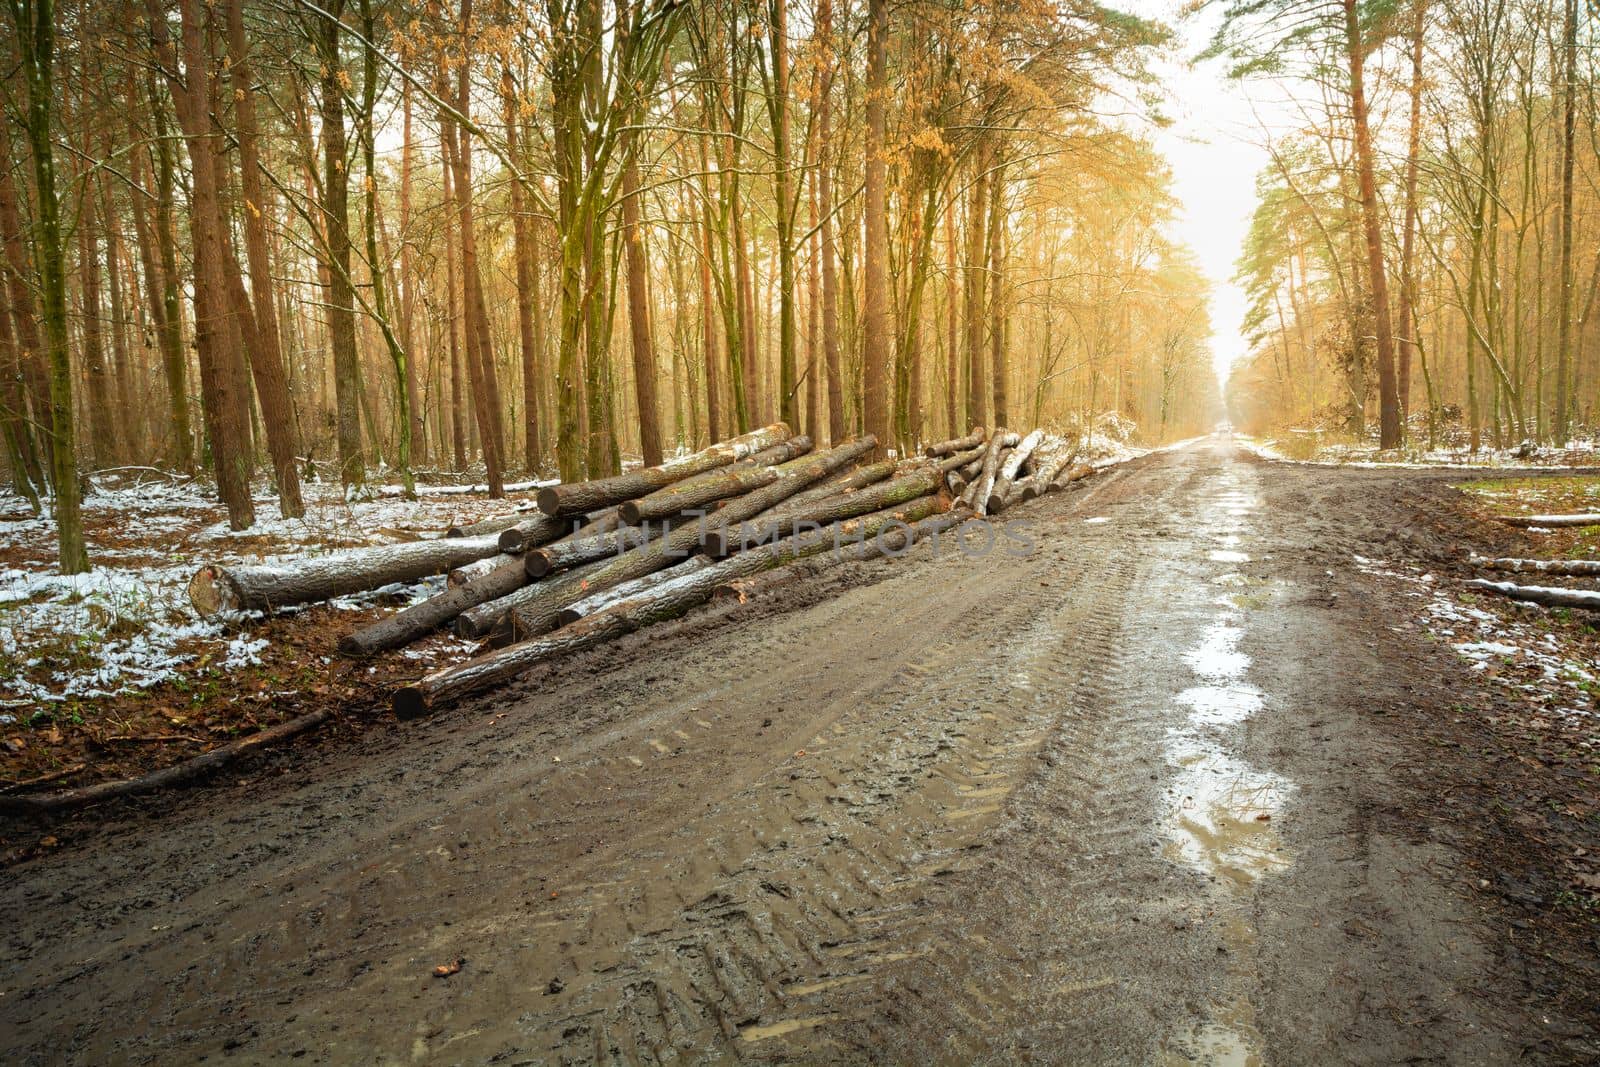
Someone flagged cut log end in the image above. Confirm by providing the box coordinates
[526,553,555,579]
[187,565,235,617]
[535,486,562,516]
[617,500,645,525]
[393,687,429,721]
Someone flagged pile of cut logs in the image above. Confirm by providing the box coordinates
[187,423,1096,717]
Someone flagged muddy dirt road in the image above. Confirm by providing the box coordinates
[2,437,1594,1063]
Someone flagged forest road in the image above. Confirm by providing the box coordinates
[0,436,1573,1064]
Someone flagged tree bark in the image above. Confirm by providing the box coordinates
[618,435,811,524]
[502,68,544,473]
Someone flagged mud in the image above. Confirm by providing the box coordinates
[2,438,1597,1064]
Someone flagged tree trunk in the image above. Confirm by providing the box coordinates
[188,534,505,616]
[1343,0,1401,448]
[621,127,664,466]
[860,0,891,457]
[558,555,715,624]
[226,0,305,517]
[1554,0,1577,444]
[988,165,1009,427]
[716,505,965,603]
[961,428,1013,514]
[1395,4,1425,425]
[503,68,545,473]
[315,1,366,489]
[153,0,256,529]
[965,158,989,429]
[1465,579,1600,611]
[815,0,844,444]
[525,510,705,577]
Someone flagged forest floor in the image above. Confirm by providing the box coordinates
[2,437,1599,1064]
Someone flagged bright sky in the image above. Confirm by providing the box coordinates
[1122,1,1290,395]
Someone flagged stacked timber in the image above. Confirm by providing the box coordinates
[186,422,1101,720]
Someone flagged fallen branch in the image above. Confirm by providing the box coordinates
[1471,556,1600,576]
[1464,579,1600,610]
[1498,513,1600,528]
[0,710,334,816]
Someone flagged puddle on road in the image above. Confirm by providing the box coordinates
[1165,739,1293,889]
[1158,466,1294,1065]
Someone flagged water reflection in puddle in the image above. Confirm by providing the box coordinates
[1165,740,1293,889]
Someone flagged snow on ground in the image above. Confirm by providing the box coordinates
[0,471,527,708]
[1352,554,1598,739]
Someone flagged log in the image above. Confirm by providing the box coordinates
[742,434,815,467]
[935,444,986,474]
[704,467,940,557]
[455,556,610,639]
[946,472,968,497]
[771,460,896,514]
[188,534,503,616]
[617,462,781,526]
[496,512,582,553]
[395,611,632,719]
[450,553,518,587]
[995,476,1035,512]
[1464,579,1600,611]
[1028,437,1078,486]
[508,437,877,640]
[1471,556,1600,576]
[525,510,703,578]
[446,510,536,538]
[962,429,1012,515]
[0,709,334,815]
[396,491,928,718]
[715,506,969,603]
[986,429,1044,513]
[924,427,986,457]
[1049,462,1095,491]
[1497,513,1600,528]
[339,557,531,657]
[535,422,792,516]
[558,556,715,624]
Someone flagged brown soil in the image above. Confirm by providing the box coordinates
[1,439,1597,1064]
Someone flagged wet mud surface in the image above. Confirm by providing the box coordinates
[2,438,1597,1064]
